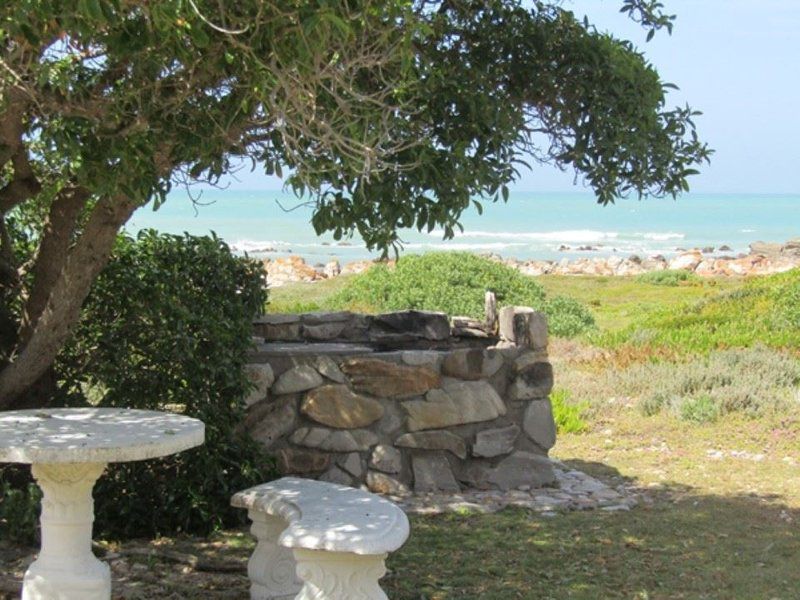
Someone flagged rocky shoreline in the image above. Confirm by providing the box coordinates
[262,239,800,286]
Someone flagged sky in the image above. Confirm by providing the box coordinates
[214,0,800,195]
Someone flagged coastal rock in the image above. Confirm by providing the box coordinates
[403,381,506,432]
[290,427,378,452]
[412,454,461,493]
[323,260,341,279]
[441,348,504,380]
[341,358,440,398]
[395,431,468,459]
[523,400,557,450]
[488,451,556,490]
[668,252,703,271]
[341,260,380,276]
[300,385,384,429]
[370,445,403,474]
[472,424,520,458]
[263,256,322,287]
[272,365,324,395]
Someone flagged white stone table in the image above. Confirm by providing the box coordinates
[0,408,205,600]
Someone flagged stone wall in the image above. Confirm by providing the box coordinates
[242,308,557,494]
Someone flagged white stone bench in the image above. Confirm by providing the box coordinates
[231,476,410,600]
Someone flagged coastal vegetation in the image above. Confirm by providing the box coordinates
[326,252,595,337]
[0,0,709,410]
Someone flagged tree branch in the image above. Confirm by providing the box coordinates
[18,186,90,344]
[0,193,140,408]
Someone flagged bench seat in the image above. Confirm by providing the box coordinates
[232,477,410,600]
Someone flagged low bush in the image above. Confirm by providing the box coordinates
[550,388,589,433]
[328,252,595,337]
[0,230,274,542]
[636,269,699,286]
[596,268,800,352]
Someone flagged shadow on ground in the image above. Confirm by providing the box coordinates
[2,461,798,599]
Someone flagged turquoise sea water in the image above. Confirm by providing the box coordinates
[127,191,800,264]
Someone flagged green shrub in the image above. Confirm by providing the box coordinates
[628,347,800,421]
[550,388,589,433]
[51,230,272,540]
[636,269,699,286]
[598,268,800,352]
[0,472,41,544]
[328,252,595,337]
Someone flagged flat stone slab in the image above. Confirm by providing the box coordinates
[0,408,204,464]
[232,477,410,555]
[393,460,637,516]
[249,342,375,358]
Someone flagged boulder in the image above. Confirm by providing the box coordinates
[276,448,330,474]
[323,260,341,279]
[508,361,554,401]
[290,427,378,452]
[369,445,402,474]
[412,454,461,493]
[403,381,506,432]
[472,424,519,458]
[242,363,274,407]
[341,358,440,398]
[272,365,324,395]
[487,451,556,490]
[498,307,548,350]
[523,400,557,450]
[366,471,410,496]
[395,431,467,459]
[301,385,384,429]
[441,348,504,380]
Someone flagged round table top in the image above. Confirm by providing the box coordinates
[0,408,205,464]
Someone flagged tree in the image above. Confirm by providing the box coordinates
[0,0,710,409]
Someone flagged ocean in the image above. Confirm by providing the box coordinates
[127,191,800,264]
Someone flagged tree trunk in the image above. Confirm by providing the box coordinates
[0,194,139,410]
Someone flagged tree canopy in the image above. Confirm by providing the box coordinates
[0,0,710,408]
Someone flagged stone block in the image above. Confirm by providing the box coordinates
[272,365,324,395]
[498,307,548,350]
[412,454,461,493]
[395,431,467,459]
[336,452,364,479]
[400,350,444,370]
[301,385,384,429]
[472,424,520,458]
[523,400,556,450]
[319,465,353,486]
[247,395,297,450]
[276,448,330,474]
[314,356,347,383]
[259,321,303,342]
[403,381,506,432]
[366,471,410,496]
[243,363,274,407]
[508,362,554,401]
[301,311,354,325]
[487,451,556,490]
[341,358,440,398]
[290,427,378,452]
[441,348,504,380]
[301,322,347,341]
[370,445,402,474]
[371,310,450,341]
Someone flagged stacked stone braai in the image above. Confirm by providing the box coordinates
[242,307,557,494]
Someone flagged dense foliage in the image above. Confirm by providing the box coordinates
[328,252,595,337]
[0,0,710,408]
[0,231,273,542]
[598,269,800,352]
